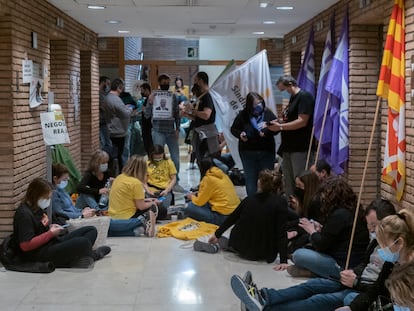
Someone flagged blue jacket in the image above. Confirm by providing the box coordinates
[51,187,82,219]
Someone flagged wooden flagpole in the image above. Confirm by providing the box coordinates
[314,94,332,164]
[345,97,381,269]
[305,126,315,170]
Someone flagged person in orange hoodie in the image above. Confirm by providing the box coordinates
[184,158,240,226]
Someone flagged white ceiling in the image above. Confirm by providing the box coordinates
[47,0,338,38]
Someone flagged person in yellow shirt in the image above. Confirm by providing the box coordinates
[144,145,177,220]
[184,158,240,225]
[108,155,159,237]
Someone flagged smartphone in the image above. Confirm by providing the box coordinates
[61,224,70,228]
[158,196,166,202]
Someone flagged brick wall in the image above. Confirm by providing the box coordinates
[265,0,414,207]
[0,0,99,239]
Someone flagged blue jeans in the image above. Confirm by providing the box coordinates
[263,278,352,311]
[282,151,313,197]
[75,194,100,210]
[239,150,275,196]
[152,129,180,180]
[292,248,342,280]
[184,202,227,226]
[108,217,145,237]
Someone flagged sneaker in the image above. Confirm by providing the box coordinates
[173,184,186,193]
[133,225,145,236]
[286,265,316,278]
[241,271,253,311]
[193,240,219,254]
[187,163,197,170]
[70,256,95,269]
[231,275,264,311]
[92,246,111,261]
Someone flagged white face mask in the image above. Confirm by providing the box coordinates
[99,163,108,172]
[37,198,51,210]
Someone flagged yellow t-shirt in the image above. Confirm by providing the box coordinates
[146,159,177,190]
[108,173,144,219]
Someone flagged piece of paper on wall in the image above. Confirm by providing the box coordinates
[29,78,44,108]
[22,60,33,84]
[152,90,173,120]
[40,111,70,145]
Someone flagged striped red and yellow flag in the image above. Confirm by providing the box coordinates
[376,0,405,201]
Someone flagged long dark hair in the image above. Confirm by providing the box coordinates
[319,176,357,221]
[149,144,167,163]
[243,92,266,118]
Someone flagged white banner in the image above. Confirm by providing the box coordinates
[210,50,277,169]
[40,111,70,146]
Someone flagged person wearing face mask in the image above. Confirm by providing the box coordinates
[140,82,154,156]
[285,171,321,256]
[386,261,414,311]
[146,74,181,189]
[335,207,414,311]
[285,177,369,279]
[144,145,177,220]
[51,163,96,220]
[230,91,278,196]
[76,150,113,211]
[102,78,132,171]
[9,178,110,269]
[268,75,315,198]
[182,72,218,178]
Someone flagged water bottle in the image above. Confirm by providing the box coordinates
[98,179,111,208]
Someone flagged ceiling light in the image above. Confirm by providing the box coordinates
[87,5,106,9]
[259,2,269,8]
[276,6,294,10]
[106,20,121,24]
[253,31,265,35]
[118,30,130,34]
[263,21,276,24]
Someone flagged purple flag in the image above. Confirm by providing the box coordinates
[314,14,336,162]
[297,28,315,98]
[325,10,349,174]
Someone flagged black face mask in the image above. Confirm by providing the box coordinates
[160,84,169,91]
[294,187,305,202]
[141,92,146,98]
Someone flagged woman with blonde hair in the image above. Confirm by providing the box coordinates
[334,208,414,311]
[386,261,414,310]
[108,155,159,237]
[76,150,112,210]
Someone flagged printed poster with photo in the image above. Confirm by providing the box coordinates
[152,90,173,120]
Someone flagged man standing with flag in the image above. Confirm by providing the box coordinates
[269,75,315,197]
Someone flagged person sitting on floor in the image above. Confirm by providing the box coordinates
[9,178,110,269]
[144,144,177,220]
[193,169,288,264]
[76,150,112,211]
[107,155,159,237]
[51,163,96,221]
[286,170,322,256]
[183,157,240,226]
[284,176,369,279]
[228,198,396,311]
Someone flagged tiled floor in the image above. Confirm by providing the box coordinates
[0,156,305,311]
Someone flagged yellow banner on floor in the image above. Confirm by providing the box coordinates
[157,218,218,240]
